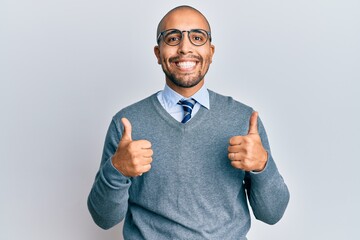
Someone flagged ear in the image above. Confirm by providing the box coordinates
[154,46,161,64]
[209,44,215,63]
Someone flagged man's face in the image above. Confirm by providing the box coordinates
[154,9,215,90]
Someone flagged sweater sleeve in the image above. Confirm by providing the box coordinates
[87,118,131,229]
[244,116,290,225]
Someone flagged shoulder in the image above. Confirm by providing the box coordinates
[208,89,254,116]
[112,93,158,121]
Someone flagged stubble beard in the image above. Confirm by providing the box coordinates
[164,71,203,88]
[162,58,211,88]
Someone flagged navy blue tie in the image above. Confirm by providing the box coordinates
[178,98,196,124]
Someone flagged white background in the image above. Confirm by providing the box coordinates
[1,0,359,239]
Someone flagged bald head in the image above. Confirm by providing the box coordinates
[156,5,211,42]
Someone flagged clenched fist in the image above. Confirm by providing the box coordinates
[228,112,268,172]
[112,118,153,177]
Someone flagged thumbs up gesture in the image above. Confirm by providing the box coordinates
[112,118,153,177]
[228,112,268,172]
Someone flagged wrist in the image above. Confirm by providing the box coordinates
[111,155,127,176]
[254,150,268,172]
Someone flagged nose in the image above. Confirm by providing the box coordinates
[177,31,193,55]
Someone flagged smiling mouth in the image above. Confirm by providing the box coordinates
[174,61,197,70]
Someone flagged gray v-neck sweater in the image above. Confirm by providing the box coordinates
[88,90,289,240]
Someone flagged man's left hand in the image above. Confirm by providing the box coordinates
[228,111,268,172]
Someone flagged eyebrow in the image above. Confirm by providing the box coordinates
[190,29,204,33]
[166,29,181,34]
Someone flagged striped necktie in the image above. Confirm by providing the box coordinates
[178,98,196,124]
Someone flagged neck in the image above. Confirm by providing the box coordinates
[165,79,204,98]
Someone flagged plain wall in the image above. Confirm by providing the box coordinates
[1,0,359,239]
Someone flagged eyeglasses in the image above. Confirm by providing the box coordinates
[157,29,212,46]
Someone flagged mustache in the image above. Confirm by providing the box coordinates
[169,55,202,62]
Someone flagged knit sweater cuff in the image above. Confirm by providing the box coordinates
[100,157,131,189]
[248,154,279,187]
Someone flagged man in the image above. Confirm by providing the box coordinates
[88,5,289,240]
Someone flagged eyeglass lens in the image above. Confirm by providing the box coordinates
[163,29,208,46]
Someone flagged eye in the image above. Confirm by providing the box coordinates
[164,31,182,45]
[168,36,181,42]
[193,35,203,41]
[190,31,207,44]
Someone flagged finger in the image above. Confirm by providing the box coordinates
[139,164,152,175]
[229,136,244,146]
[230,160,245,170]
[248,111,259,135]
[143,163,152,172]
[228,152,235,160]
[134,157,153,166]
[141,149,153,158]
[228,152,245,161]
[141,157,153,165]
[228,145,243,153]
[121,118,132,141]
[137,140,152,149]
[129,140,152,152]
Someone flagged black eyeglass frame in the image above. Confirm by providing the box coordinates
[157,29,212,46]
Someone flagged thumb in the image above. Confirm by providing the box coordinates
[121,118,132,141]
[248,111,259,134]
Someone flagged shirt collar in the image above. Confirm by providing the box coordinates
[162,84,210,110]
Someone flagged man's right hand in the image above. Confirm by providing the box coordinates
[112,118,153,177]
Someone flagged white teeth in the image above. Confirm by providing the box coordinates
[176,61,196,69]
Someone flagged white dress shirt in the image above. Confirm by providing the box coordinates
[157,84,210,122]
